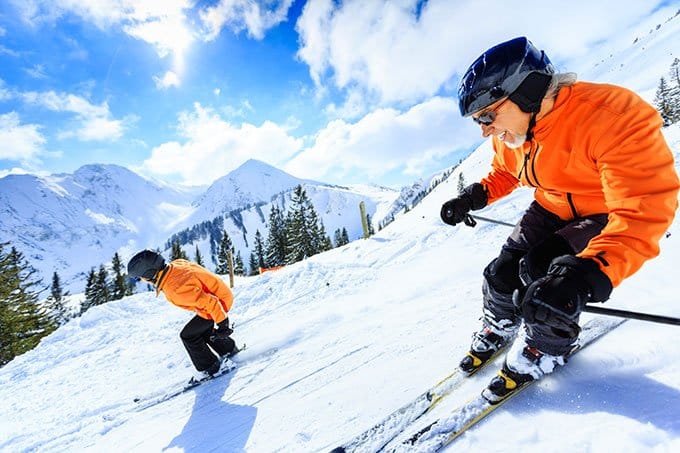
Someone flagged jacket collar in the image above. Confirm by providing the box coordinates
[532,84,574,142]
[154,263,171,295]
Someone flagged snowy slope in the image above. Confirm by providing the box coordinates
[1,125,678,452]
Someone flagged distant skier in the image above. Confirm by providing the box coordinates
[127,250,239,379]
[440,37,679,400]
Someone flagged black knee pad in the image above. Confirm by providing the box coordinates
[483,249,524,295]
[519,234,574,285]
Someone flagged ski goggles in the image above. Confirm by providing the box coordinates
[472,97,509,126]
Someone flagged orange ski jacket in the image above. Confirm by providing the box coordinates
[155,259,233,323]
[480,81,679,287]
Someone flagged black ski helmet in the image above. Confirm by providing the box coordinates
[458,37,554,117]
[127,249,166,281]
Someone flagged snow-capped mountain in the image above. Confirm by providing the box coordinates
[0,160,404,292]
[0,164,198,288]
[188,158,327,221]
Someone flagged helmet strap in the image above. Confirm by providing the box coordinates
[526,112,538,142]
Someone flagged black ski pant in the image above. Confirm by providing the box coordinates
[180,315,236,371]
[481,201,608,356]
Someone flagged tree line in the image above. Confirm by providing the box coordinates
[654,58,680,126]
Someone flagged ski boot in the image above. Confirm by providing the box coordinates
[482,339,567,404]
[459,325,517,374]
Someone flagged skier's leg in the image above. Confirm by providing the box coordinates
[482,201,567,332]
[207,333,237,357]
[461,202,564,372]
[520,214,609,357]
[180,315,219,372]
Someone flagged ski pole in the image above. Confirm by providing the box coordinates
[463,214,515,228]
[460,213,679,326]
[583,305,680,326]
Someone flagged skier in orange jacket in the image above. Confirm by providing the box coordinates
[127,250,239,377]
[440,37,679,398]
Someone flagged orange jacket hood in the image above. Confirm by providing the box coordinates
[155,259,233,323]
[480,81,679,287]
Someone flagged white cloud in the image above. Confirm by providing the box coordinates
[296,0,668,105]
[199,0,293,41]
[21,90,125,141]
[24,64,48,79]
[141,103,303,186]
[0,79,12,101]
[12,0,195,81]
[286,96,478,182]
[153,71,181,89]
[0,112,46,161]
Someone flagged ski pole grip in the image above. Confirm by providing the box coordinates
[463,214,477,227]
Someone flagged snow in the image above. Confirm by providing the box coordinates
[1,123,679,452]
[3,11,680,451]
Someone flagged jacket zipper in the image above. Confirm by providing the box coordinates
[566,193,579,218]
[518,143,541,188]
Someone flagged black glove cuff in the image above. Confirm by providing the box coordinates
[549,255,613,302]
[462,183,488,210]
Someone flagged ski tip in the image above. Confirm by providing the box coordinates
[328,448,346,453]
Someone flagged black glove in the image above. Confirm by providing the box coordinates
[440,183,488,226]
[213,318,233,338]
[518,255,613,332]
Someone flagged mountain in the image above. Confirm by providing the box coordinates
[1,122,678,452]
[0,160,402,292]
[0,164,198,287]
[188,158,327,221]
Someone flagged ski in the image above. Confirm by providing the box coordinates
[329,343,508,452]
[389,316,627,452]
[131,344,279,410]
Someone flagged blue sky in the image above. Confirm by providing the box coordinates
[0,1,676,188]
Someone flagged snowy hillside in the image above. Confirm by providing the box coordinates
[1,123,679,452]
[0,160,400,292]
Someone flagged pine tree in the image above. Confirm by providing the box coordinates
[194,245,204,267]
[81,268,97,314]
[655,77,676,126]
[668,58,680,124]
[234,251,244,276]
[457,172,466,194]
[0,244,54,366]
[94,265,111,306]
[285,186,312,263]
[265,205,287,266]
[248,252,259,276]
[342,227,349,245]
[366,213,375,236]
[334,228,344,247]
[284,185,332,263]
[253,230,266,269]
[46,271,69,326]
[215,231,233,274]
[170,239,188,261]
[110,253,127,301]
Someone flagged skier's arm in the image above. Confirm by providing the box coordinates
[479,141,521,205]
[577,107,679,287]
